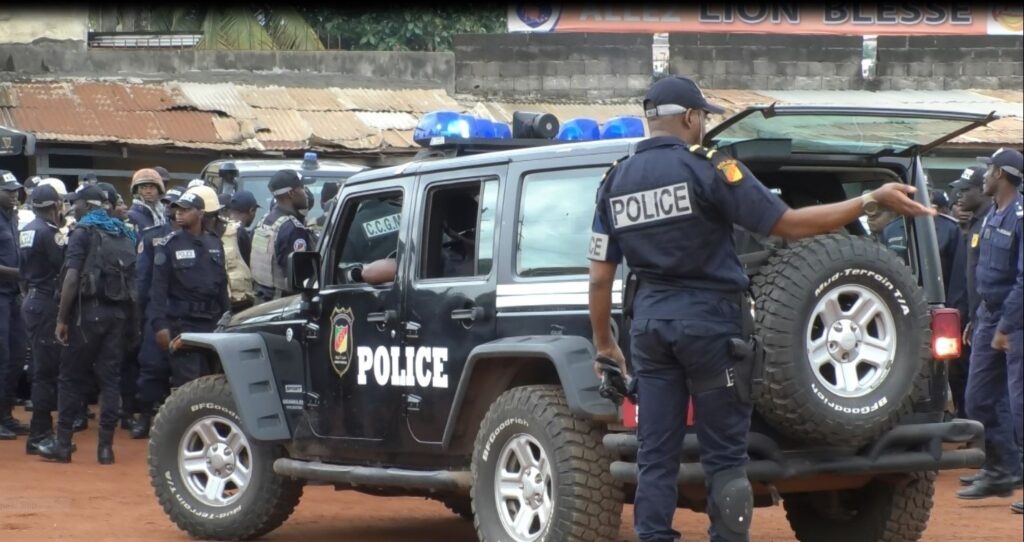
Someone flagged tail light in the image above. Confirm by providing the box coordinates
[931,308,961,360]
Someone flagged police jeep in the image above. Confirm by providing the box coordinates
[149,107,994,542]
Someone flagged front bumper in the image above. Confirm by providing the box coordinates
[605,418,985,486]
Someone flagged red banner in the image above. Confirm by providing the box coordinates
[508,3,1024,35]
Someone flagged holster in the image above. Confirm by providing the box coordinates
[622,271,638,320]
[727,292,761,405]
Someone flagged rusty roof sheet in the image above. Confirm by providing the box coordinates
[176,82,256,120]
[332,88,460,113]
[254,109,312,143]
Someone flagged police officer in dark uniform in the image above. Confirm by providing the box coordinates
[587,76,935,542]
[957,148,1024,505]
[37,184,137,464]
[149,191,229,386]
[19,185,68,454]
[0,171,29,439]
[250,170,310,302]
[130,187,182,439]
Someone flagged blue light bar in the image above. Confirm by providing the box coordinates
[600,116,645,139]
[303,151,317,161]
[413,111,472,144]
[557,118,600,141]
[493,122,512,139]
[471,117,497,138]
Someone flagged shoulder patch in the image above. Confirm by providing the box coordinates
[293,238,308,252]
[19,230,35,249]
[154,233,175,246]
[688,144,717,161]
[715,158,744,185]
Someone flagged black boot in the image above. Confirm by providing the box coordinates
[130,412,152,439]
[957,474,1018,499]
[72,413,88,433]
[0,424,16,440]
[98,429,115,465]
[25,432,53,455]
[37,429,74,463]
[1,407,29,435]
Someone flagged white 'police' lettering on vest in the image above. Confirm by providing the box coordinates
[175,249,195,259]
[356,345,449,389]
[608,182,692,229]
[363,213,401,239]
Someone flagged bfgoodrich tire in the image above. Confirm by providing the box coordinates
[751,235,931,448]
[783,471,937,542]
[471,385,623,542]
[148,375,303,540]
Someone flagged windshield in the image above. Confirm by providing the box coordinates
[711,111,984,155]
[233,175,340,226]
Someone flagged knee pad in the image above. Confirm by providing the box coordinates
[709,466,753,542]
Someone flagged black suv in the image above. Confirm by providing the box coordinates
[148,107,994,542]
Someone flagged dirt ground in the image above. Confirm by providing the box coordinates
[0,407,1021,542]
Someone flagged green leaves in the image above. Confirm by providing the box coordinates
[312,7,506,51]
[196,8,277,51]
[266,6,325,51]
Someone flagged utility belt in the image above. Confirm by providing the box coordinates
[168,298,221,319]
[622,270,762,404]
[982,299,1003,315]
[27,287,57,300]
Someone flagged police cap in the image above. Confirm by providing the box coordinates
[951,165,985,191]
[644,76,725,118]
[228,190,261,212]
[30,184,61,208]
[70,185,106,205]
[161,187,184,204]
[269,170,303,196]
[96,182,121,206]
[978,147,1024,184]
[153,166,171,182]
[171,191,205,211]
[0,170,21,191]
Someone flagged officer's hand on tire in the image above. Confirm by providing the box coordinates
[156,329,171,352]
[55,322,69,346]
[963,321,973,346]
[991,330,1010,352]
[872,183,936,217]
[593,343,627,379]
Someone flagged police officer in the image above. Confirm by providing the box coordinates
[587,76,935,542]
[37,184,137,464]
[0,171,29,439]
[218,162,239,194]
[130,187,182,439]
[127,168,166,231]
[957,148,1024,504]
[19,184,67,453]
[149,190,229,386]
[251,170,310,302]
[228,190,261,232]
[191,185,254,312]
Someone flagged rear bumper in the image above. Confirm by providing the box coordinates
[605,418,985,486]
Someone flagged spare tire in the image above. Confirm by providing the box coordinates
[751,234,931,448]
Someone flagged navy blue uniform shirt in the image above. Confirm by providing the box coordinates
[588,136,788,319]
[0,209,20,296]
[148,229,229,332]
[882,214,966,315]
[340,198,402,264]
[964,200,993,322]
[975,193,1023,334]
[127,202,162,232]
[136,223,175,317]
[261,207,311,270]
[18,215,65,293]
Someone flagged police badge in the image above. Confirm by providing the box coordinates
[330,307,355,377]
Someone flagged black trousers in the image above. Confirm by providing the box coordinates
[169,318,218,388]
[56,314,126,436]
[22,291,61,435]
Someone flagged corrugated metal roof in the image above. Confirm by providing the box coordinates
[176,82,256,120]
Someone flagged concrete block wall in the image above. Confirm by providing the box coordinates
[876,36,1023,90]
[455,33,653,99]
[668,33,865,90]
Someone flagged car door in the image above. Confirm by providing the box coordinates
[305,177,412,443]
[401,165,506,445]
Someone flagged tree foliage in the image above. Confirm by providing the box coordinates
[301,6,506,51]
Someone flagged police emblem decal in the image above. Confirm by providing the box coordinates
[330,307,355,377]
[717,159,744,185]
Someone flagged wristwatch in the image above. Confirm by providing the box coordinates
[861,192,879,215]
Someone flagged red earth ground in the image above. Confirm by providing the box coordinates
[1,407,1021,541]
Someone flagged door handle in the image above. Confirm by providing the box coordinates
[451,306,484,323]
[367,310,398,326]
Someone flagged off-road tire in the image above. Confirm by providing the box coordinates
[783,471,936,542]
[471,385,623,542]
[148,375,303,540]
[751,234,931,448]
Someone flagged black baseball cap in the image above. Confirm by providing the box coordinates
[153,166,171,182]
[70,185,106,205]
[643,76,725,118]
[0,170,21,191]
[30,184,61,207]
[228,190,261,212]
[171,191,205,211]
[269,170,303,196]
[161,187,184,204]
[96,182,120,206]
[951,165,986,190]
[80,172,98,184]
[978,147,1024,183]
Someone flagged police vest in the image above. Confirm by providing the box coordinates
[222,220,254,305]
[79,226,137,303]
[250,214,301,294]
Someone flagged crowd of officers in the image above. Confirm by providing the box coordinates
[866,148,1024,513]
[0,167,317,464]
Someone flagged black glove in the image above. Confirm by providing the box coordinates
[595,355,636,405]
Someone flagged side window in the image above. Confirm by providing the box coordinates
[419,179,499,280]
[330,191,403,284]
[517,167,607,277]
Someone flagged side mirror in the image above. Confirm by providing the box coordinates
[288,251,321,295]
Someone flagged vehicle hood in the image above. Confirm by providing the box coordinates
[226,295,303,327]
